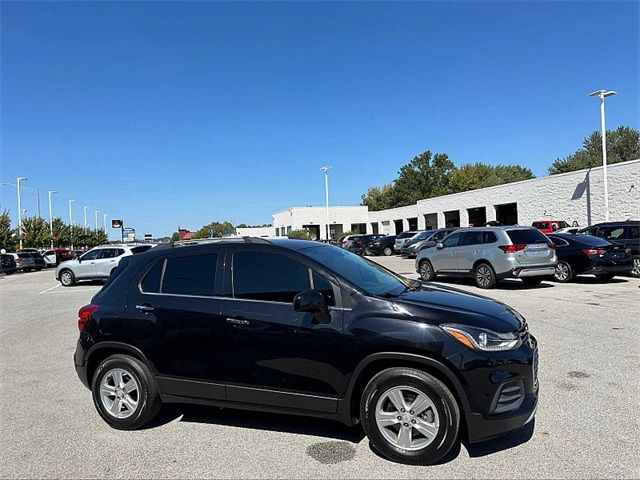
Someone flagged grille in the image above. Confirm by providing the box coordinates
[491,380,525,414]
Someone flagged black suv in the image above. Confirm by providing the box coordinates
[74,238,538,465]
[578,220,640,277]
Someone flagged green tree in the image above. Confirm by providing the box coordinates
[287,229,313,240]
[170,232,180,242]
[0,210,17,251]
[193,220,235,238]
[361,183,398,211]
[51,217,71,247]
[450,163,535,193]
[393,151,455,206]
[21,216,50,248]
[549,126,640,174]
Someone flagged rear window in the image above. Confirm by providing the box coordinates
[131,245,153,254]
[397,231,417,239]
[532,222,548,229]
[506,229,550,245]
[574,235,612,247]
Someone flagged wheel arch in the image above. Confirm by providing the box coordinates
[85,342,156,386]
[472,259,494,271]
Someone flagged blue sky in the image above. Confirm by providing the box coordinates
[1,1,638,238]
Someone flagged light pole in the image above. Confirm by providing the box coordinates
[16,177,27,250]
[103,213,109,232]
[95,210,100,231]
[588,89,617,222]
[48,190,57,249]
[83,205,91,228]
[68,200,75,250]
[320,166,332,240]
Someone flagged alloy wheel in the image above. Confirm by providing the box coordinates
[632,258,640,277]
[476,266,492,287]
[419,262,432,280]
[100,368,140,419]
[375,386,440,451]
[61,271,72,286]
[555,262,570,281]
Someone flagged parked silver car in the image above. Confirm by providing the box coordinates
[394,231,419,252]
[415,227,557,288]
[401,227,458,257]
[55,244,154,286]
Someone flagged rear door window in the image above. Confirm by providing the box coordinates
[140,260,164,293]
[483,232,498,243]
[599,226,625,241]
[162,253,218,296]
[627,226,640,239]
[506,229,549,245]
[461,231,483,246]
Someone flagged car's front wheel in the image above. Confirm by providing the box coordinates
[474,263,496,289]
[418,260,435,281]
[59,269,75,286]
[383,247,393,256]
[92,354,161,430]
[360,367,459,465]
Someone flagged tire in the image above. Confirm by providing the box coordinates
[360,367,460,465]
[631,257,640,278]
[91,354,161,430]
[553,261,573,283]
[418,260,435,281]
[595,273,615,282]
[59,269,75,287]
[521,277,543,286]
[473,263,496,289]
[383,247,393,256]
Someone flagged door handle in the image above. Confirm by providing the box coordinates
[136,304,154,312]
[90,262,95,264]
[226,317,250,326]
[110,260,116,262]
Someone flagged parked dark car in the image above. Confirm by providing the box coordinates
[578,221,640,277]
[75,237,538,465]
[365,235,397,256]
[401,228,459,257]
[27,252,45,271]
[12,252,36,272]
[348,234,386,255]
[548,233,633,282]
[1,254,17,274]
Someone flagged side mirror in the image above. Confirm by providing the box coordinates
[293,289,326,313]
[77,257,82,263]
[436,243,444,250]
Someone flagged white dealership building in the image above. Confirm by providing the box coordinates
[271,160,640,240]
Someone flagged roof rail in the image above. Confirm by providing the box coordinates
[157,236,272,249]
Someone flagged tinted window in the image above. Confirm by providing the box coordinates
[312,271,335,306]
[506,229,549,245]
[580,227,598,236]
[442,232,463,248]
[413,231,430,241]
[532,222,548,229]
[548,236,569,247]
[628,226,640,239]
[574,235,612,247]
[431,230,448,241]
[140,260,164,293]
[162,253,217,296]
[461,231,483,246]
[131,245,153,254]
[81,250,101,261]
[99,249,116,259]
[397,231,417,239]
[234,251,310,302]
[483,231,498,243]
[599,226,625,241]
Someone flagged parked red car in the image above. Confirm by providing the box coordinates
[532,220,569,234]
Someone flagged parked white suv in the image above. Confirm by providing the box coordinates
[55,244,154,286]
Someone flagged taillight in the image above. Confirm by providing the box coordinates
[373,242,381,247]
[78,304,99,332]
[583,248,606,257]
[499,244,526,253]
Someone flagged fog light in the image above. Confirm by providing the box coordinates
[512,268,521,276]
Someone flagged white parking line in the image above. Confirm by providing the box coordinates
[39,284,61,294]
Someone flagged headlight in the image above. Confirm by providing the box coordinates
[441,324,519,352]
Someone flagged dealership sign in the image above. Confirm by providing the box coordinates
[111,219,123,229]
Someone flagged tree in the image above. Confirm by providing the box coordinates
[51,218,71,247]
[449,163,534,193]
[393,151,456,206]
[170,232,180,242]
[192,220,235,239]
[549,126,640,174]
[0,210,16,251]
[361,183,398,211]
[287,229,313,240]
[21,216,50,248]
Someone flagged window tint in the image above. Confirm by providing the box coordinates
[81,250,101,261]
[442,232,463,248]
[580,227,597,236]
[532,222,548,229]
[483,231,498,243]
[461,231,483,246]
[627,226,640,239]
[131,245,153,254]
[233,251,310,302]
[414,231,430,241]
[599,226,625,241]
[99,249,118,259]
[140,260,164,293]
[312,272,335,306]
[162,253,217,296]
[432,230,447,241]
[548,236,569,247]
[506,229,549,245]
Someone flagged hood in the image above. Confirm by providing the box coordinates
[392,283,525,333]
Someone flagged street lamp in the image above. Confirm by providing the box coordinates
[588,89,617,222]
[48,190,57,249]
[83,205,91,228]
[320,166,332,240]
[68,199,75,226]
[94,210,100,231]
[103,213,109,232]
[16,177,27,250]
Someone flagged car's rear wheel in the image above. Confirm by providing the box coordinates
[522,277,543,286]
[595,273,615,282]
[631,257,640,278]
[474,263,496,289]
[383,247,393,256]
[92,354,161,430]
[554,261,573,283]
[418,260,435,281]
[360,367,459,465]
[59,269,75,286]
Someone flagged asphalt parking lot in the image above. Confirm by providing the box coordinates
[1,260,639,479]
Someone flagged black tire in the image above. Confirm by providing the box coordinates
[418,260,435,281]
[360,367,460,465]
[521,277,543,287]
[91,354,161,430]
[631,257,640,278]
[59,269,75,287]
[553,260,574,283]
[383,247,393,256]
[473,262,496,289]
[595,273,615,282]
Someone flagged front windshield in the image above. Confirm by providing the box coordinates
[303,245,413,296]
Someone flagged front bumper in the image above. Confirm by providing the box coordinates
[466,393,538,443]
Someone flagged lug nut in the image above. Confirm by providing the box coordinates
[411,419,416,424]
[400,408,405,413]
[397,416,402,420]
[409,410,414,414]
[403,423,409,427]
